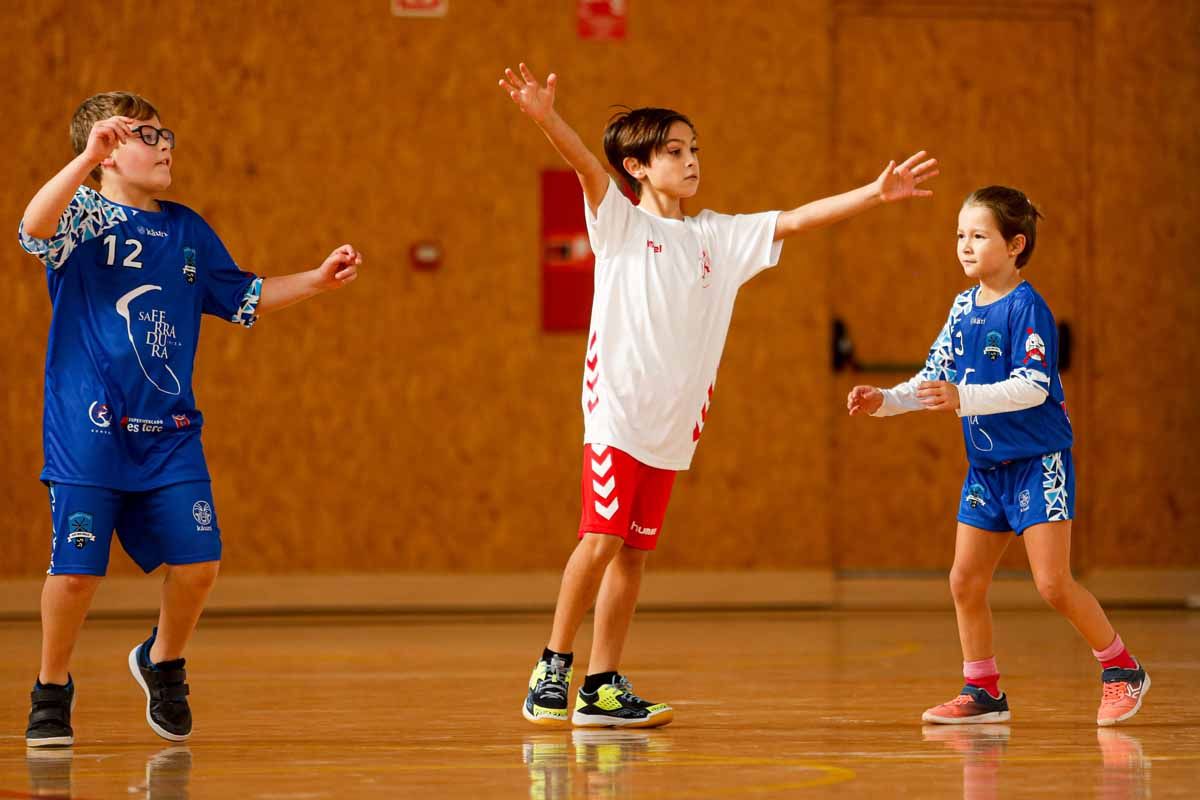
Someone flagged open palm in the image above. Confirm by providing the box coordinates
[499,63,557,123]
[875,150,939,202]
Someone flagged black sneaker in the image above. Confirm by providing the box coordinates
[25,677,75,747]
[572,674,673,728]
[523,654,574,726]
[128,629,192,741]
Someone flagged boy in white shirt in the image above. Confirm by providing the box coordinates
[501,63,937,728]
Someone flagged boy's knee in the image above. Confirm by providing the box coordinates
[168,560,220,589]
[578,533,624,561]
[48,574,102,595]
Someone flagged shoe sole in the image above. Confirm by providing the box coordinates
[571,708,674,729]
[1097,672,1150,726]
[522,701,569,727]
[921,710,1011,725]
[26,687,77,747]
[128,645,191,742]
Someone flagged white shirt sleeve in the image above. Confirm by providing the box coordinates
[706,210,784,287]
[583,178,636,261]
[956,374,1049,417]
[874,375,926,416]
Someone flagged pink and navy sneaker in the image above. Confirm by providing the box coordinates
[1097,663,1150,726]
[922,685,1011,725]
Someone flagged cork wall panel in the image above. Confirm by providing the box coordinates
[1088,0,1200,567]
[0,0,836,577]
[828,4,1091,570]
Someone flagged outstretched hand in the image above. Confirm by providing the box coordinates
[874,151,939,203]
[314,244,362,290]
[847,385,884,416]
[499,63,558,124]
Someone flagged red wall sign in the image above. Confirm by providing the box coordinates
[541,170,594,332]
[391,0,448,17]
[578,0,627,41]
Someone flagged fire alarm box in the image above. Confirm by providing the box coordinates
[541,170,594,332]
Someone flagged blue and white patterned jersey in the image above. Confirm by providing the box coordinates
[19,186,261,491]
[914,281,1072,467]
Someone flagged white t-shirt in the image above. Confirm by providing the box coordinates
[581,178,782,470]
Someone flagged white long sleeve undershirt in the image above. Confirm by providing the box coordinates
[872,372,1049,418]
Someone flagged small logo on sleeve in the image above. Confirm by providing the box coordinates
[1023,328,1046,365]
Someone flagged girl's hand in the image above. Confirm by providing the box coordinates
[875,151,939,203]
[847,385,884,416]
[917,380,960,411]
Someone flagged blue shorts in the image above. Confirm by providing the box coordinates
[957,450,1075,536]
[46,481,222,576]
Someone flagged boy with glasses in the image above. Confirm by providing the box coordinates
[18,91,362,746]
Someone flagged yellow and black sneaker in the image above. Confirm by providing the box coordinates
[572,674,673,729]
[523,653,574,726]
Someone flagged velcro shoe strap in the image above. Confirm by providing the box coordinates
[157,684,190,702]
[31,686,72,704]
[29,706,70,725]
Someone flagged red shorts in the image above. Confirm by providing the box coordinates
[578,444,677,551]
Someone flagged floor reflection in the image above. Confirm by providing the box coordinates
[524,729,673,800]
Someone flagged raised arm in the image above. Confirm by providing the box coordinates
[773,151,939,241]
[21,116,138,239]
[499,63,609,214]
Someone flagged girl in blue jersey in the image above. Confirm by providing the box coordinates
[18,92,362,747]
[847,186,1148,726]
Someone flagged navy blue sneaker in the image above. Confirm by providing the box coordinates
[26,677,75,747]
[922,685,1011,724]
[128,628,192,741]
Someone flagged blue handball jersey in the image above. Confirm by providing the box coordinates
[918,281,1072,467]
[18,186,261,491]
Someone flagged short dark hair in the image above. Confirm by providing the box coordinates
[602,106,695,197]
[70,92,160,182]
[964,185,1044,268]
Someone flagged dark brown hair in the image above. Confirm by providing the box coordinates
[70,92,160,181]
[602,107,695,197]
[963,185,1044,268]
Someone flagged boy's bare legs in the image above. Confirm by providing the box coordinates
[587,545,648,673]
[39,575,103,685]
[547,534,624,653]
[149,561,220,663]
[949,523,1011,661]
[1022,522,1115,650]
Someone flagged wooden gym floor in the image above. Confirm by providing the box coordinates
[1,609,1197,798]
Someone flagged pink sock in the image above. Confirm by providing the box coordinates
[1093,634,1138,670]
[963,657,1000,698]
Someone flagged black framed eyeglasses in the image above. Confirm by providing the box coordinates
[131,125,176,149]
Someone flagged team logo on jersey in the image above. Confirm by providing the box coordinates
[66,512,96,549]
[646,239,663,254]
[984,331,1003,361]
[1023,328,1046,365]
[182,246,197,284]
[965,483,988,509]
[1018,489,1031,513]
[87,401,112,428]
[699,248,712,288]
[192,500,214,532]
[173,413,191,428]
